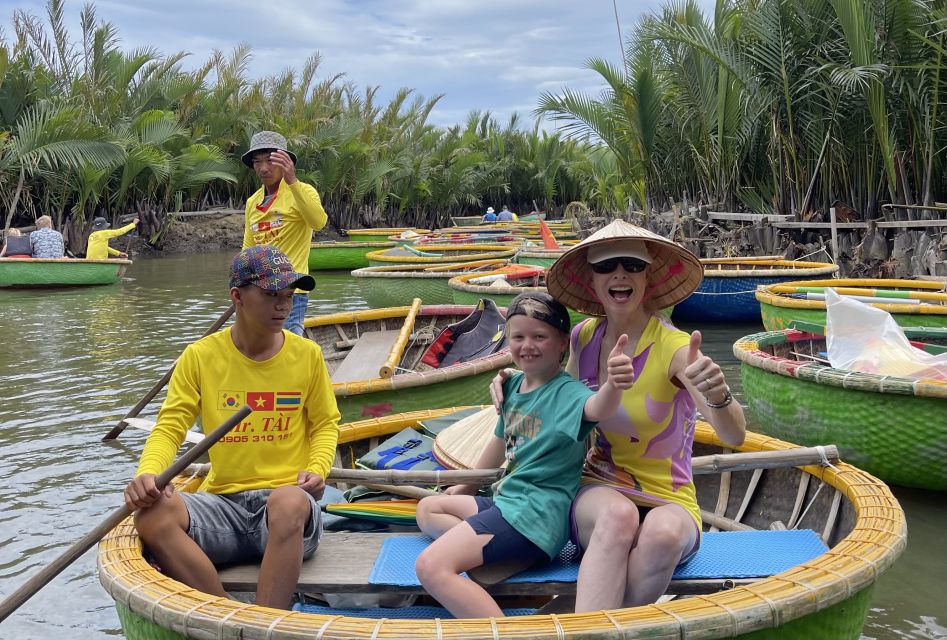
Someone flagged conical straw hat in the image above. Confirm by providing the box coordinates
[432,407,502,470]
[546,219,702,315]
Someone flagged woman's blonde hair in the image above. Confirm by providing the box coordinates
[7,228,22,237]
[35,215,53,229]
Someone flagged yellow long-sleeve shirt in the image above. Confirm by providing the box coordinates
[86,222,136,260]
[243,180,328,277]
[136,328,341,493]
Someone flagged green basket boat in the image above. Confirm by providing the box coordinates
[513,246,570,269]
[365,244,516,267]
[308,241,397,271]
[0,257,131,288]
[757,278,947,331]
[735,327,947,490]
[351,259,510,307]
[99,411,905,640]
[343,228,430,243]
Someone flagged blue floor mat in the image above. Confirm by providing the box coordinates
[368,530,828,586]
[292,603,535,618]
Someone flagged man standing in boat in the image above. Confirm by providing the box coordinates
[124,244,341,610]
[242,130,328,336]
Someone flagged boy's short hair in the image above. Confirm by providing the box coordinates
[506,291,571,335]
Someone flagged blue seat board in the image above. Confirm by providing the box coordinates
[368,530,828,586]
[292,604,535,618]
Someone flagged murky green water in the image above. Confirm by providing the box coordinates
[0,251,943,639]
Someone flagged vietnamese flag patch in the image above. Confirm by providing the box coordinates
[247,391,275,411]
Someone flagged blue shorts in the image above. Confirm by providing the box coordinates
[465,496,548,565]
[286,293,309,336]
[180,489,321,566]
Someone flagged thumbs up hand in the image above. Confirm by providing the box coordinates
[682,331,728,405]
[605,334,634,390]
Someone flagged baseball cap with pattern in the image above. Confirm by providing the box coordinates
[229,245,315,291]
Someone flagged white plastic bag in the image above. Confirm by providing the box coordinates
[825,288,947,381]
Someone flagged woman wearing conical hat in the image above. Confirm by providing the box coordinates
[492,219,746,611]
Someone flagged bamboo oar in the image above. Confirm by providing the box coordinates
[379,297,422,379]
[0,405,252,623]
[103,303,235,440]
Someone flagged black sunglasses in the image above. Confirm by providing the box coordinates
[589,256,648,274]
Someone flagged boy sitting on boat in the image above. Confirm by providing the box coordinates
[413,291,633,618]
[123,245,341,610]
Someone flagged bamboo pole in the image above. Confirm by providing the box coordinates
[379,298,422,378]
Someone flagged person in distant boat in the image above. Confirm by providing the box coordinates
[481,206,497,223]
[0,228,33,258]
[29,216,65,258]
[414,291,634,618]
[242,130,328,336]
[496,205,516,222]
[124,245,341,610]
[490,220,746,612]
[86,216,138,260]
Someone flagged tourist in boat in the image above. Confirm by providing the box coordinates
[123,245,341,610]
[86,216,138,259]
[414,291,634,618]
[242,130,328,336]
[496,205,516,221]
[0,228,33,258]
[491,220,746,612]
[481,206,497,223]
[29,215,65,258]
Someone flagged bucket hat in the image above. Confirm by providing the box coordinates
[229,245,315,291]
[241,131,297,168]
[546,219,702,315]
[91,216,110,231]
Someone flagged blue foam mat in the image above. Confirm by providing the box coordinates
[292,604,535,618]
[368,530,828,586]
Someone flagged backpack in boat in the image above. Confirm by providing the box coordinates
[418,298,507,369]
[356,427,447,472]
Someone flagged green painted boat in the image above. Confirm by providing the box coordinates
[99,411,906,639]
[0,257,131,288]
[735,327,947,490]
[351,259,509,307]
[344,228,430,243]
[305,303,512,423]
[757,278,947,331]
[308,241,396,270]
[513,246,569,269]
[366,244,516,267]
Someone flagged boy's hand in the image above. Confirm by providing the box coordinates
[489,368,518,413]
[124,473,174,511]
[297,470,326,499]
[605,334,634,390]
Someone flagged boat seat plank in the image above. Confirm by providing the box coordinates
[330,330,401,383]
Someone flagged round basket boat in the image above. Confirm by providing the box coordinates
[513,246,570,269]
[365,244,516,267]
[99,410,906,640]
[343,228,430,243]
[308,241,396,271]
[672,259,839,322]
[756,278,947,331]
[351,260,510,307]
[735,327,947,490]
[0,257,131,288]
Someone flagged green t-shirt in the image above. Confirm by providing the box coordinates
[493,371,596,558]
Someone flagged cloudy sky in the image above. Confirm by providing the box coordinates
[4,0,715,127]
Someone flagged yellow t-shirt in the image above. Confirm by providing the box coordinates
[86,222,136,260]
[243,180,328,277]
[136,328,341,493]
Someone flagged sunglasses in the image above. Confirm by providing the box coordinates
[589,256,648,274]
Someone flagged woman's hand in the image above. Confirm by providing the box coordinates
[681,331,728,405]
[604,334,634,390]
[488,368,518,413]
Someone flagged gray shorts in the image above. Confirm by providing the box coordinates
[180,489,321,566]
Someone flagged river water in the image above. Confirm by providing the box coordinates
[0,250,943,639]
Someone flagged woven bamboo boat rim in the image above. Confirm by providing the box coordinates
[303,304,512,397]
[366,244,517,265]
[734,329,947,398]
[699,259,838,278]
[0,257,132,265]
[99,413,906,639]
[515,247,570,258]
[449,269,546,295]
[310,241,397,250]
[350,260,509,280]
[345,228,430,236]
[756,278,947,315]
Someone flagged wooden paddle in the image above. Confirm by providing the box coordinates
[0,404,252,623]
[103,303,236,440]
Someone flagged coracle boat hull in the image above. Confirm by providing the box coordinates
[308,241,396,270]
[351,260,509,307]
[0,257,131,288]
[757,278,947,331]
[673,259,838,322]
[343,228,430,243]
[735,328,947,490]
[366,244,516,267]
[448,267,587,326]
[99,410,905,640]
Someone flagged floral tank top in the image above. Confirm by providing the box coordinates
[572,314,701,526]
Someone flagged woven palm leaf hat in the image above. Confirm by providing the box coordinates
[546,219,703,316]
